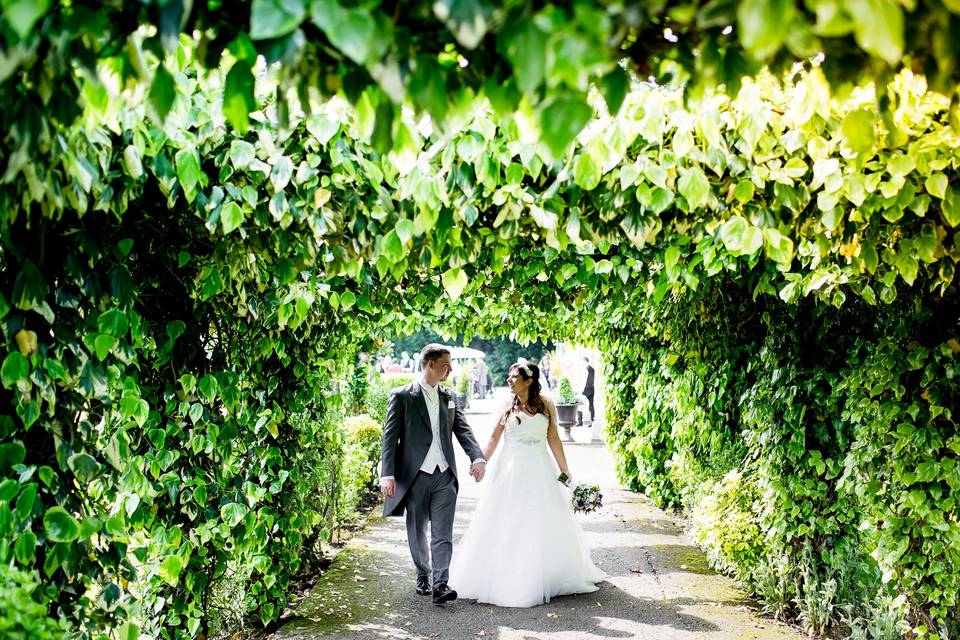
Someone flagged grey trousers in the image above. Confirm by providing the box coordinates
[405,467,457,584]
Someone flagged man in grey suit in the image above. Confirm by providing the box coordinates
[379,344,486,606]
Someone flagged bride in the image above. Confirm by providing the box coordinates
[448,361,605,607]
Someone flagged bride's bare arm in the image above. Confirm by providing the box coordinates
[544,398,571,479]
[483,412,508,461]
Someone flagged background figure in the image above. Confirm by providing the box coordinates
[400,351,412,371]
[582,357,595,424]
[474,359,490,398]
[538,355,552,389]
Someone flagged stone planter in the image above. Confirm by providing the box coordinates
[555,403,579,441]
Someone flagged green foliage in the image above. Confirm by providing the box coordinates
[603,278,960,637]
[3,0,959,175]
[0,564,65,639]
[555,377,578,405]
[338,414,384,519]
[363,376,392,426]
[363,373,418,426]
[0,6,959,639]
[690,471,764,585]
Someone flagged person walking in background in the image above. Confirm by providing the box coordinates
[582,357,595,425]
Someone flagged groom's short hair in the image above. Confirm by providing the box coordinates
[420,344,450,364]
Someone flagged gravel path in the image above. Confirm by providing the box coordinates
[272,393,803,640]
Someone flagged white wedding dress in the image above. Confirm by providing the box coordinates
[448,411,605,607]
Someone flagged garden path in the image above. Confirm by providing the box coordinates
[272,390,803,640]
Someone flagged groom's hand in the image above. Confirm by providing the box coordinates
[470,462,486,482]
[380,478,396,497]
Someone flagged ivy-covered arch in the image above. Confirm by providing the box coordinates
[1,4,959,638]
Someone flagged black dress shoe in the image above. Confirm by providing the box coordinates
[416,576,431,595]
[432,582,457,606]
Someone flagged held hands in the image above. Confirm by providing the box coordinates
[380,478,396,498]
[470,462,486,482]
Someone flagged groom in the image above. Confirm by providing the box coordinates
[379,344,486,606]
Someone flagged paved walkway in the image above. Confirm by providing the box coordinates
[273,392,803,640]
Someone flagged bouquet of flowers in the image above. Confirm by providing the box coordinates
[557,473,603,514]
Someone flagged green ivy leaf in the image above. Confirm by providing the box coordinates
[2,0,50,40]
[94,334,118,360]
[199,375,219,403]
[540,96,592,158]
[249,0,307,40]
[894,251,919,285]
[271,156,294,192]
[1,352,29,388]
[942,186,960,226]
[175,148,202,201]
[925,172,948,199]
[221,201,244,234]
[97,309,129,338]
[13,531,36,565]
[433,0,494,49]
[763,228,795,266]
[737,0,793,60]
[44,506,80,543]
[0,479,18,501]
[601,66,628,115]
[0,442,26,476]
[860,240,879,273]
[116,623,140,640]
[12,260,48,311]
[123,146,143,179]
[67,453,101,483]
[678,166,711,210]
[15,482,36,520]
[841,109,876,154]
[312,0,377,65]
[224,60,256,134]
[718,216,750,254]
[442,267,469,301]
[845,0,905,65]
[149,66,176,123]
[572,154,602,190]
[158,555,184,586]
[500,21,547,94]
[221,502,248,527]
[381,230,405,262]
[664,246,682,279]
[734,180,755,203]
[229,140,257,169]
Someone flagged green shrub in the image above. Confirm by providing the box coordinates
[689,470,764,584]
[365,373,417,424]
[338,414,384,519]
[0,565,65,640]
[555,377,578,404]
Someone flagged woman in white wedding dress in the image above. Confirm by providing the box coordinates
[448,362,605,607]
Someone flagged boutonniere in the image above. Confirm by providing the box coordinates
[438,385,451,398]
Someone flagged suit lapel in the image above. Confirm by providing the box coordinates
[410,382,431,433]
[438,390,448,434]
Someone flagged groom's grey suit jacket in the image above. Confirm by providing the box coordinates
[380,381,485,517]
